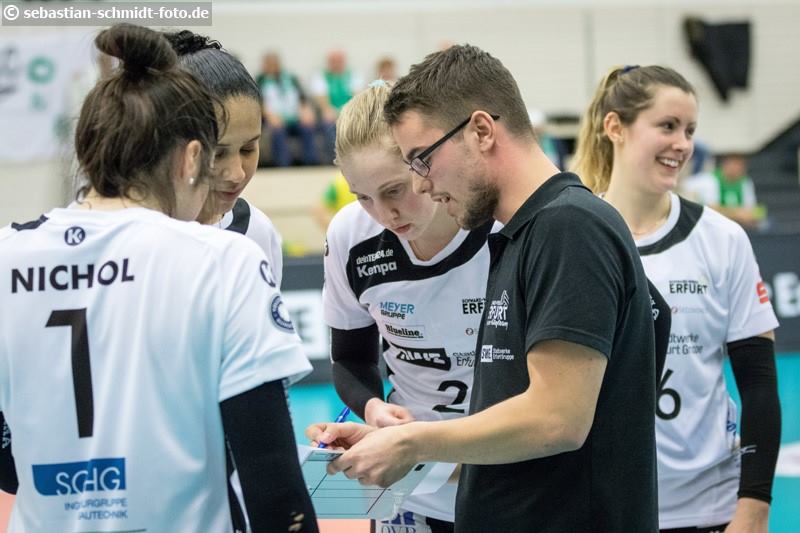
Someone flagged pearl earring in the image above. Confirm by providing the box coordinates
[189,177,197,186]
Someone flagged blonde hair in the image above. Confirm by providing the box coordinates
[572,65,695,193]
[335,82,400,164]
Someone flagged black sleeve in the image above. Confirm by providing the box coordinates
[0,413,18,494]
[727,336,781,503]
[330,325,383,421]
[647,279,671,383]
[221,380,319,533]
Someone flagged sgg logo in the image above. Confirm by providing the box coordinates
[32,457,126,496]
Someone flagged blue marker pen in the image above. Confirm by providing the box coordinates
[318,406,351,449]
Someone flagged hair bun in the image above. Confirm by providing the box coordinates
[96,23,177,78]
[162,30,221,56]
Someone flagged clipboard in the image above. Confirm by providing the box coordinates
[298,445,434,519]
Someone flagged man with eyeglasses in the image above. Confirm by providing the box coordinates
[307,45,659,533]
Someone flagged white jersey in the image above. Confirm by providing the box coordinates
[635,193,778,528]
[217,197,283,288]
[0,207,312,533]
[323,202,497,522]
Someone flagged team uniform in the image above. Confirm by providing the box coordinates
[459,173,658,532]
[323,202,498,528]
[216,197,284,287]
[0,207,311,532]
[214,197,285,533]
[635,193,779,529]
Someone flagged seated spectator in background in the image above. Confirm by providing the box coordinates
[375,56,397,83]
[256,52,319,166]
[312,171,357,231]
[311,49,363,163]
[683,152,767,229]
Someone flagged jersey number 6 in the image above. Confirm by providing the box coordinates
[46,309,94,438]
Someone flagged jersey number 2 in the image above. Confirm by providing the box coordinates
[432,380,468,414]
[46,309,94,438]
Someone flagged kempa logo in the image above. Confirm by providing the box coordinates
[461,297,484,315]
[355,248,394,265]
[485,290,509,328]
[384,323,424,339]
[390,341,450,371]
[356,261,398,278]
[669,279,709,295]
[64,226,85,246]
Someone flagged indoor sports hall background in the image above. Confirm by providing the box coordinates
[1,0,799,531]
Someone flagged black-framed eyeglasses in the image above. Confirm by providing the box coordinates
[407,114,500,178]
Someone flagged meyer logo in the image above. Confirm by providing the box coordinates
[32,458,125,496]
[390,341,450,370]
[356,261,397,278]
[380,301,415,320]
[668,279,709,295]
[485,290,509,329]
[461,298,485,315]
[64,226,85,246]
[355,248,394,265]
[384,324,425,339]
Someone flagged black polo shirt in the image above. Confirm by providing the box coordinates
[455,173,658,533]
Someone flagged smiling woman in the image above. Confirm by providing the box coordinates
[574,65,781,533]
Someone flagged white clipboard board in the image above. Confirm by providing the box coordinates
[298,445,434,519]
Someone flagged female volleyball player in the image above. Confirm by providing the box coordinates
[0,24,317,532]
[573,65,780,533]
[164,30,284,286]
[322,81,497,533]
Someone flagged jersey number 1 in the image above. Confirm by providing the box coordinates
[46,309,94,438]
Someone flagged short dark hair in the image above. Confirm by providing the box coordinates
[384,44,533,139]
[75,23,219,216]
[163,30,260,104]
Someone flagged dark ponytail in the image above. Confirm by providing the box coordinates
[75,23,220,215]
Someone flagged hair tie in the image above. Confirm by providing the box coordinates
[622,65,640,73]
[368,79,388,88]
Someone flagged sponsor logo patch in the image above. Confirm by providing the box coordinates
[461,298,484,315]
[668,279,709,295]
[379,301,415,320]
[355,249,394,265]
[64,226,85,246]
[485,290,509,329]
[390,341,450,371]
[260,259,276,287]
[757,280,770,304]
[356,261,398,278]
[32,457,125,496]
[384,324,424,339]
[270,294,294,332]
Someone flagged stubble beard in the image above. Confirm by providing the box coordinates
[459,177,499,230]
